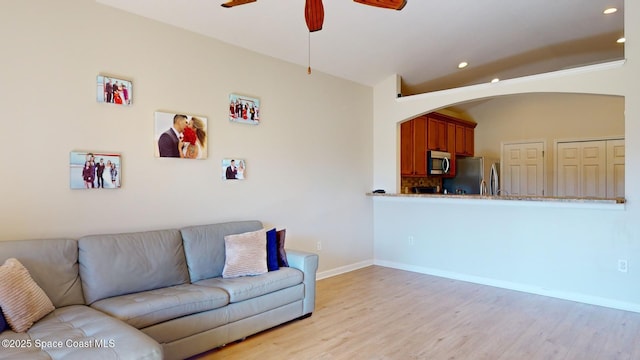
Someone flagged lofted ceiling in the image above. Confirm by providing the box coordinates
[96,0,625,95]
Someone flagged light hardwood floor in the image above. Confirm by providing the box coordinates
[191,266,640,359]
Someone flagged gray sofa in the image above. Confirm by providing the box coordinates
[0,220,319,360]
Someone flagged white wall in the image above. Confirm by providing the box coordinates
[470,93,624,158]
[372,0,640,311]
[0,0,374,274]
[469,93,624,195]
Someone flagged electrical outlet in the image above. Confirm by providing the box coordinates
[618,259,628,273]
[316,241,322,251]
[408,236,415,246]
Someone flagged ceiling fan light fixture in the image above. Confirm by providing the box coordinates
[458,61,468,69]
[603,8,617,15]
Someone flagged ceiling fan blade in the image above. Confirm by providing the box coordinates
[305,0,324,32]
[353,0,406,10]
[221,0,256,8]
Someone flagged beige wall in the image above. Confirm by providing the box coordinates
[0,0,374,274]
[467,93,624,194]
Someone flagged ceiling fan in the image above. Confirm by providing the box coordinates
[221,0,407,32]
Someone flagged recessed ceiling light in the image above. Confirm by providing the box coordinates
[603,8,617,14]
[491,78,500,83]
[458,62,468,69]
[617,37,626,43]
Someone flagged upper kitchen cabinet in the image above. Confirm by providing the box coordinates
[401,112,476,177]
[455,124,475,156]
[400,116,427,176]
[426,112,477,155]
[427,116,447,151]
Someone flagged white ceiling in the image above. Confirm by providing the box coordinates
[96,0,625,95]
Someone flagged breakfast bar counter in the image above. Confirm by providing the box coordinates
[367,192,626,209]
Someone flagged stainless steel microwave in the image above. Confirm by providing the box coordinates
[427,150,451,175]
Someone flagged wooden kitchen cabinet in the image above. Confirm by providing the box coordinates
[400,116,427,176]
[455,124,475,156]
[427,117,447,151]
[401,112,476,177]
[446,122,457,176]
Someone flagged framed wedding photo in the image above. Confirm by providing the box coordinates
[154,111,208,159]
[97,75,132,106]
[221,158,246,180]
[228,93,260,125]
[70,151,122,190]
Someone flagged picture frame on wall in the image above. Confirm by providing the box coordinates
[229,93,260,125]
[222,158,246,180]
[96,75,132,106]
[70,151,121,189]
[154,111,208,159]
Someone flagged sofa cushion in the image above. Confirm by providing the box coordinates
[222,229,268,278]
[79,229,190,304]
[276,229,289,267]
[90,284,229,329]
[226,285,304,324]
[0,305,162,359]
[0,238,84,307]
[195,267,303,303]
[0,308,7,332]
[0,258,55,332]
[181,220,263,282]
[141,306,229,344]
[266,228,279,271]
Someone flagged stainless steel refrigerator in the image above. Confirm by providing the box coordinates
[443,157,500,195]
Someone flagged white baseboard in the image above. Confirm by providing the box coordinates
[316,259,373,280]
[373,259,640,314]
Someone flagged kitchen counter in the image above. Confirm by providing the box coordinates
[367,192,625,205]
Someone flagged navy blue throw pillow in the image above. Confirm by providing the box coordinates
[0,308,7,332]
[266,228,280,271]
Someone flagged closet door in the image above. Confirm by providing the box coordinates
[580,141,607,198]
[556,139,624,198]
[606,139,625,198]
[557,141,606,197]
[501,141,545,196]
[556,142,581,197]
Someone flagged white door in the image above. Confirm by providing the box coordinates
[556,142,581,197]
[580,141,607,197]
[606,139,625,198]
[556,139,623,198]
[501,141,545,196]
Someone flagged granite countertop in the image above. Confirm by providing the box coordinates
[367,192,626,204]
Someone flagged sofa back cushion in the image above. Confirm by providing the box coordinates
[181,220,263,282]
[0,238,84,308]
[78,229,190,304]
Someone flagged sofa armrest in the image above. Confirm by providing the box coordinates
[286,249,318,315]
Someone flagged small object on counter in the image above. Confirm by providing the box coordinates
[372,189,386,194]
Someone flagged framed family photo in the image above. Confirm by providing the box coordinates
[70,151,121,189]
[154,111,208,159]
[97,75,132,106]
[221,159,246,180]
[228,93,260,125]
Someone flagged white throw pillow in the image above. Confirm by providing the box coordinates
[222,229,268,278]
[0,258,55,332]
